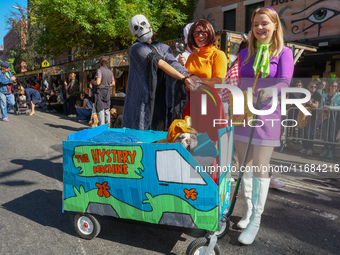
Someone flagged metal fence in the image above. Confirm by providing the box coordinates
[281,107,340,152]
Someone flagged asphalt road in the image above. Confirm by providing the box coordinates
[0,110,339,255]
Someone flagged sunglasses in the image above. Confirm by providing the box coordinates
[193,31,207,38]
[310,86,317,88]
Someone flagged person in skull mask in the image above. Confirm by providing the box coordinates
[122,14,199,131]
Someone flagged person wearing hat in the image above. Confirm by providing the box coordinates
[0,62,16,121]
[176,22,194,66]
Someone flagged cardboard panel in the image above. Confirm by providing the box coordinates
[62,126,233,231]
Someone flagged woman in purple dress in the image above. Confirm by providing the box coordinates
[234,7,294,245]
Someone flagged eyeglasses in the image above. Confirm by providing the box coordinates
[310,86,317,88]
[193,31,207,38]
[330,85,338,88]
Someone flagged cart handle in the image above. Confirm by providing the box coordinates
[225,89,264,218]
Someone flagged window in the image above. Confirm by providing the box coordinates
[156,150,206,185]
[224,9,236,31]
[245,2,264,33]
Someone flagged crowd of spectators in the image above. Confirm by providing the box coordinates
[14,72,122,128]
[284,79,340,159]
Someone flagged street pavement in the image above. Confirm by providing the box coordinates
[0,109,339,255]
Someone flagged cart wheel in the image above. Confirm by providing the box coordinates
[215,217,230,239]
[74,214,101,240]
[186,237,220,255]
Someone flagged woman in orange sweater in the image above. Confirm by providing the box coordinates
[184,19,227,140]
[185,19,227,83]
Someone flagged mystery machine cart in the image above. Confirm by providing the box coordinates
[63,121,234,254]
[63,87,264,255]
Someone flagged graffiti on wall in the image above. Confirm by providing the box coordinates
[271,0,340,40]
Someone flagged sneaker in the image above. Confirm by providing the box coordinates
[306,149,313,156]
[269,177,286,189]
[327,152,334,159]
[46,110,50,113]
[299,148,307,154]
[52,109,57,113]
[78,119,87,122]
[68,114,77,118]
[319,151,328,158]
[3,118,9,122]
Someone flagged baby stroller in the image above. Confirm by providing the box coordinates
[14,91,29,115]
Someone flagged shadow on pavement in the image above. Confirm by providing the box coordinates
[97,216,206,255]
[1,155,64,183]
[45,123,88,132]
[2,189,207,254]
[2,189,74,236]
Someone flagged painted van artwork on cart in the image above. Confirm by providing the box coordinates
[62,125,234,232]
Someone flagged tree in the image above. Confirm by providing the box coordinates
[29,0,198,58]
[6,5,42,72]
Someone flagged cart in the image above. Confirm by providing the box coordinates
[63,122,234,254]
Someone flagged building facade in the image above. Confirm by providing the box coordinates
[3,22,28,73]
[193,0,340,78]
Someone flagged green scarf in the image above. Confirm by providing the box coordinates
[253,41,273,78]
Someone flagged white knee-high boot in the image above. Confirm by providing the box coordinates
[237,172,253,229]
[238,177,270,245]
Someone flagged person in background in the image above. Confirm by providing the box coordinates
[19,86,41,116]
[315,79,328,129]
[286,80,304,143]
[43,76,49,91]
[91,56,115,126]
[176,22,194,66]
[46,90,64,113]
[319,80,340,159]
[4,66,16,115]
[316,79,327,96]
[45,90,58,113]
[32,78,40,92]
[115,85,126,97]
[299,81,321,156]
[110,108,123,128]
[52,81,57,92]
[64,73,79,117]
[56,79,64,98]
[76,92,93,122]
[234,7,294,245]
[0,62,16,122]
